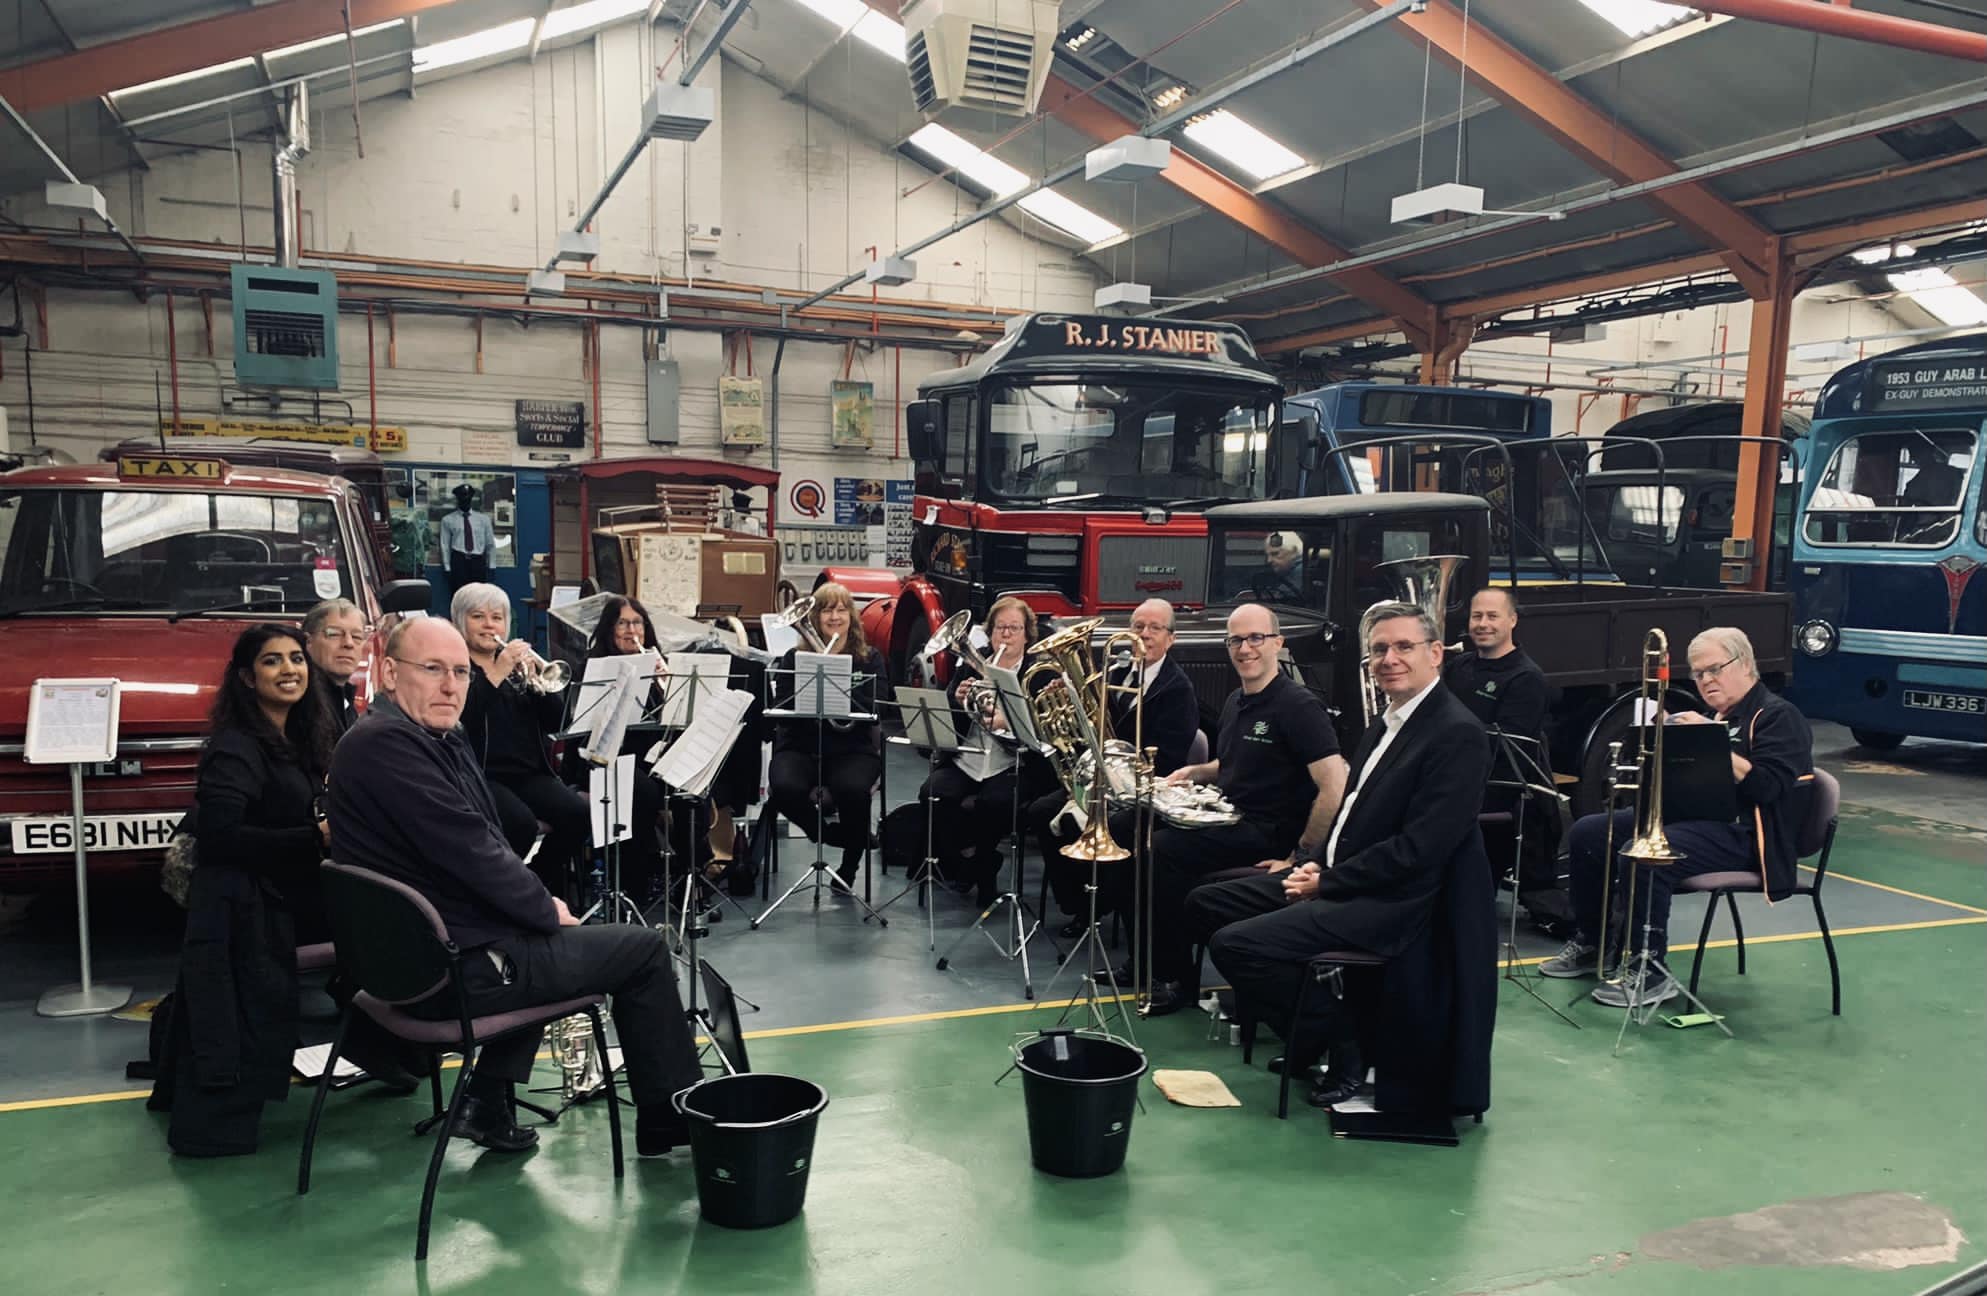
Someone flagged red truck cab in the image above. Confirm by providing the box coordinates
[0,449,428,888]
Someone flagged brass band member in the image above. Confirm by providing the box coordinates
[1029,598,1199,938]
[1185,600,1489,1108]
[1146,602,1345,1015]
[453,583,590,897]
[920,597,1048,906]
[766,583,884,891]
[1542,626,1815,1008]
[582,595,671,901]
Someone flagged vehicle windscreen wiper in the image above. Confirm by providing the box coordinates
[0,594,118,620]
[166,595,289,624]
[1162,494,1246,509]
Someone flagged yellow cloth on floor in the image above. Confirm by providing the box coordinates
[1151,1069,1241,1108]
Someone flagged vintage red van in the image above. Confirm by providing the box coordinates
[0,449,428,888]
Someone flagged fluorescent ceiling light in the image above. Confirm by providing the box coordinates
[414,18,536,72]
[1017,190,1122,245]
[851,10,908,61]
[268,19,405,59]
[1151,84,1189,110]
[907,123,1028,195]
[1888,267,1987,327]
[110,58,255,99]
[1066,27,1097,51]
[1576,1,1696,38]
[905,125,1121,244]
[1851,242,1917,265]
[542,0,650,41]
[1181,109,1304,182]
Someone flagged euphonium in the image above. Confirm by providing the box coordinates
[1357,554,1468,724]
[1019,619,1147,862]
[551,1012,606,1103]
[1597,627,1688,986]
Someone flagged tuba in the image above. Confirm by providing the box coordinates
[1597,628,1687,986]
[1019,618,1148,862]
[1357,554,1468,724]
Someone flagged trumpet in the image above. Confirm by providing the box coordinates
[1597,628,1687,987]
[1357,554,1467,724]
[511,645,572,694]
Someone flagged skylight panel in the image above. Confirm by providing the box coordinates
[850,10,908,61]
[1575,1,1695,39]
[1888,268,1987,328]
[907,123,1028,196]
[541,0,651,42]
[267,20,405,60]
[1181,109,1305,183]
[413,19,536,73]
[1016,191,1122,245]
[794,0,870,29]
[110,59,256,99]
[1851,242,1917,265]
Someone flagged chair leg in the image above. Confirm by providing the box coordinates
[417,1048,478,1263]
[1278,976,1317,1122]
[296,1008,352,1196]
[1726,893,1747,976]
[428,1060,444,1118]
[1239,1002,1257,1067]
[1687,894,1719,998]
[1812,894,1841,1017]
[591,1010,624,1179]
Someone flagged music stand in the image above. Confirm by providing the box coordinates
[643,661,754,931]
[751,656,891,929]
[1039,772,1144,1048]
[698,960,750,1075]
[1484,727,1579,1030]
[576,667,643,927]
[874,688,979,951]
[933,669,1056,999]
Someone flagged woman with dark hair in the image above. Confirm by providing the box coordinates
[766,583,885,890]
[585,595,670,900]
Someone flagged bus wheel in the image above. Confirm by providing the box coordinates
[900,617,933,689]
[1850,728,1905,752]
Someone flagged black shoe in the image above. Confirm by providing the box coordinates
[1143,984,1190,1017]
[451,1092,539,1153]
[1058,917,1091,939]
[1303,1046,1368,1110]
[835,862,860,889]
[1265,1054,1325,1080]
[637,1109,690,1157]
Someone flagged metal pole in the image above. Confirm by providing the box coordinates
[679,0,751,86]
[36,762,132,1017]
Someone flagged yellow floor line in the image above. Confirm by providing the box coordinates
[1805,864,1987,917]
[8,917,1982,1116]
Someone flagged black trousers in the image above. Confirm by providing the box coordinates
[1568,808,1753,963]
[446,549,489,595]
[1030,791,1139,918]
[1186,872,1360,1067]
[489,772,591,896]
[921,763,1016,877]
[1144,819,1282,983]
[767,748,882,871]
[425,924,702,1110]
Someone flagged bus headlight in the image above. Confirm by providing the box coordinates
[1797,620,1837,657]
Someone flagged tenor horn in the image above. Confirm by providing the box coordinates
[769,593,843,654]
[928,609,1002,722]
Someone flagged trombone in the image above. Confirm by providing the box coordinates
[1596,628,1686,988]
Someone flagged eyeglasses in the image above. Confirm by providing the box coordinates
[1130,621,1173,634]
[613,618,645,630]
[316,626,373,644]
[1691,657,1739,682]
[392,657,473,684]
[1224,632,1280,649]
[991,622,1027,634]
[1367,638,1435,662]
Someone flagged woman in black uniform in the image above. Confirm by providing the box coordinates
[765,583,883,889]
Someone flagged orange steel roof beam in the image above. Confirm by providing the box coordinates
[0,0,464,114]
[1035,76,1439,339]
[1691,1,1987,61]
[1353,0,1775,298]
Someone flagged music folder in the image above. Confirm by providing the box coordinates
[1655,720,1740,825]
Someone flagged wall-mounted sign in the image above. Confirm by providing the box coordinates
[789,478,825,520]
[719,376,766,446]
[829,379,874,449]
[515,398,587,449]
[162,417,406,452]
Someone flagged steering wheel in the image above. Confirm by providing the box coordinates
[39,575,108,599]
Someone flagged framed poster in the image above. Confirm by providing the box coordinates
[26,679,121,765]
[719,377,766,446]
[515,399,587,450]
[830,379,874,449]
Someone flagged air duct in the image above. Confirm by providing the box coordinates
[271,84,310,268]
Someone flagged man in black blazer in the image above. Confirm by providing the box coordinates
[1033,598,1200,935]
[1186,600,1490,1107]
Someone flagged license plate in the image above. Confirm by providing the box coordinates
[1901,689,1984,715]
[6,813,182,854]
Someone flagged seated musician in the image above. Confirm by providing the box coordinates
[919,597,1048,906]
[1142,602,1346,1015]
[765,583,884,891]
[1185,601,1489,1107]
[453,583,591,899]
[1541,626,1815,1008]
[583,595,671,903]
[1442,586,1570,936]
[303,598,368,735]
[1028,598,1199,938]
[327,616,702,1156]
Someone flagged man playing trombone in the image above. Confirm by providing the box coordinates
[1540,626,1815,1009]
[1143,602,1346,1016]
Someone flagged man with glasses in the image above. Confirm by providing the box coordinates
[304,599,371,735]
[1541,626,1815,1009]
[327,616,703,1158]
[1138,602,1346,1015]
[1185,601,1490,1108]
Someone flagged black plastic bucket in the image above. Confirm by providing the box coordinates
[672,1073,830,1229]
[1014,1031,1148,1178]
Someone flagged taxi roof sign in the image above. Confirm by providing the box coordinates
[117,453,227,480]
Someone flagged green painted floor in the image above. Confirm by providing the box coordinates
[6,807,1983,1296]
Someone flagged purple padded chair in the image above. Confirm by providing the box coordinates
[1679,768,1842,1015]
[297,861,622,1261]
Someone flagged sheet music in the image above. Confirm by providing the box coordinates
[759,613,801,658]
[893,686,960,751]
[293,1044,365,1083]
[588,754,637,847]
[572,651,660,729]
[650,688,753,797]
[980,662,1042,752]
[660,653,733,727]
[583,673,645,766]
[792,652,853,719]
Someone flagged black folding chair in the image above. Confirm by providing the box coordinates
[298,862,623,1262]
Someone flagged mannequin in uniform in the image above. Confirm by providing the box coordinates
[440,484,497,596]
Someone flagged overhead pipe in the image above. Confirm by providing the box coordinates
[0,92,146,264]
[792,0,1419,312]
[271,84,310,268]
[1690,0,1987,61]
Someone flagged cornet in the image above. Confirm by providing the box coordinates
[510,646,572,694]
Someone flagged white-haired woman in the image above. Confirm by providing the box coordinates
[452,583,590,898]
